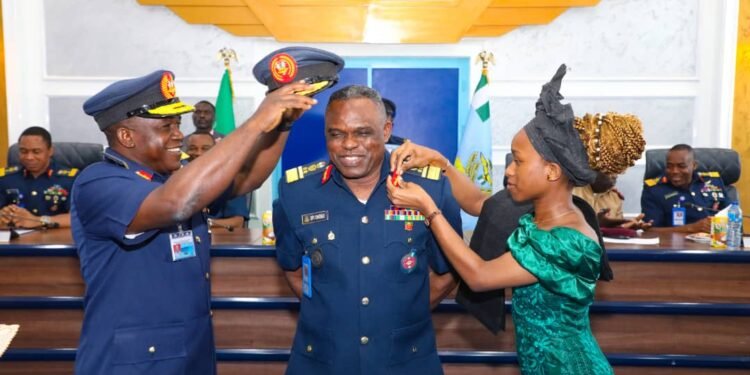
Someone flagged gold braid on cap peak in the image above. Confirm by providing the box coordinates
[574,112,646,175]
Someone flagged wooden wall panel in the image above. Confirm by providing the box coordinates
[733,0,750,228]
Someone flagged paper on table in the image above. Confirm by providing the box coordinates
[0,324,19,357]
[603,236,660,245]
[0,228,35,242]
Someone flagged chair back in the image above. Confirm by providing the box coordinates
[8,142,104,170]
[644,148,741,202]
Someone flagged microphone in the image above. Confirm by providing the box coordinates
[683,202,750,218]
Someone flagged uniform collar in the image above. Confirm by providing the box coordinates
[103,148,167,183]
[329,151,390,189]
[22,160,56,179]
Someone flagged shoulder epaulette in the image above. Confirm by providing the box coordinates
[57,168,79,177]
[698,171,720,178]
[644,177,661,187]
[0,166,20,177]
[405,165,442,181]
[286,160,328,183]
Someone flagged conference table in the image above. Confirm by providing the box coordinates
[0,228,748,375]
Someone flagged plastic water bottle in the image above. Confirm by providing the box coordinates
[726,202,743,250]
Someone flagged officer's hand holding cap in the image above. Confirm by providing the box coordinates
[253,46,344,97]
[83,70,194,130]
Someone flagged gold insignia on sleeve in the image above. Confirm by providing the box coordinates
[285,161,328,183]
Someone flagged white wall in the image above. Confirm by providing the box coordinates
[2,0,739,215]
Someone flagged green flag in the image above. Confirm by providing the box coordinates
[454,68,492,229]
[213,69,236,135]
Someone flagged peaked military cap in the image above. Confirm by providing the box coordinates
[253,46,344,97]
[83,70,194,130]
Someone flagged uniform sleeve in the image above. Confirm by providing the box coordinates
[74,174,159,245]
[641,186,666,227]
[510,228,599,305]
[0,181,7,208]
[62,178,75,213]
[273,185,304,271]
[428,178,462,275]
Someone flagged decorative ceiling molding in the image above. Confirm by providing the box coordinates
[138,0,600,43]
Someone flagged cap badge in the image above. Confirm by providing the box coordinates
[160,72,176,99]
[270,53,297,84]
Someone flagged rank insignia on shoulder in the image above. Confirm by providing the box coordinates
[405,165,442,181]
[644,177,661,187]
[0,166,19,177]
[698,171,720,178]
[57,168,79,177]
[286,160,328,183]
[135,170,153,181]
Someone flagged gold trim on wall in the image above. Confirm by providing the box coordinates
[0,4,7,168]
[733,0,749,225]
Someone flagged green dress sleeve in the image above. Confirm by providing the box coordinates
[509,214,602,304]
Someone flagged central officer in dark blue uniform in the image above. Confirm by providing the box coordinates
[72,68,317,374]
[273,85,462,375]
[641,144,729,233]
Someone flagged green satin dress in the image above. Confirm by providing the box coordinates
[508,214,614,375]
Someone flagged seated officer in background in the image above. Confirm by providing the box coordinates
[185,131,249,229]
[273,85,462,375]
[641,144,729,233]
[0,126,76,229]
[572,112,650,230]
[73,69,316,374]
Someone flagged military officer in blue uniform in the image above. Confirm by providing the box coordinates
[72,68,318,374]
[0,126,76,229]
[185,132,249,230]
[273,85,461,375]
[641,144,729,233]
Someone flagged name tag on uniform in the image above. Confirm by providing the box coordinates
[170,230,196,261]
[302,255,312,299]
[672,207,686,227]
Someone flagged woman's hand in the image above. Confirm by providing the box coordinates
[390,142,449,175]
[251,81,318,132]
[386,175,437,214]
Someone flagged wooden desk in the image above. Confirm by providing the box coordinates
[1,229,749,375]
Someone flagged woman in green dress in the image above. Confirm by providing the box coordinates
[386,64,614,375]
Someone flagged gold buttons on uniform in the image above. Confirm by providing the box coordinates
[31,191,37,196]
[312,238,318,245]
[360,336,369,345]
[361,256,370,265]
[407,237,413,244]
[205,272,210,280]
[195,235,201,244]
[361,297,370,306]
[412,346,418,353]
[148,346,156,354]
[361,216,369,224]
[306,345,313,353]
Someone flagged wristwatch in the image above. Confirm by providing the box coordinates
[40,215,52,227]
[424,210,442,227]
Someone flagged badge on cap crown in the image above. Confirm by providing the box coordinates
[270,53,298,84]
[160,72,176,99]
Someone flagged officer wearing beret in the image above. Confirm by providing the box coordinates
[0,126,76,229]
[273,84,462,375]
[72,69,316,374]
[641,144,729,233]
